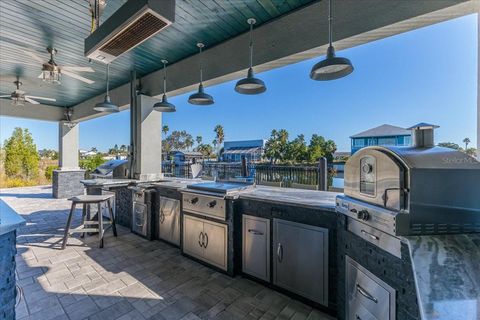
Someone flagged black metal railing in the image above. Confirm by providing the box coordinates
[162,161,341,191]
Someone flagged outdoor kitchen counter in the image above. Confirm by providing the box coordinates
[0,199,26,235]
[152,178,202,190]
[239,186,339,212]
[81,178,147,187]
[404,234,480,320]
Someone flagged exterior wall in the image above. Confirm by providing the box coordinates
[0,231,17,320]
[52,170,85,199]
[351,134,412,154]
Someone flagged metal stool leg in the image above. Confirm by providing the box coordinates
[107,199,117,237]
[98,202,104,248]
[62,202,76,249]
[80,203,87,238]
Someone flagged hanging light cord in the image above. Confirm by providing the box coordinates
[328,0,333,47]
[106,63,110,96]
[249,22,254,68]
[199,45,204,84]
[163,61,167,94]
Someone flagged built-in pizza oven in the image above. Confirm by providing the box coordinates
[338,124,480,236]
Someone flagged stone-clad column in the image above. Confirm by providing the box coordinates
[132,95,163,180]
[52,122,85,198]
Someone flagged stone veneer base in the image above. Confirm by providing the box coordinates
[0,231,17,320]
[52,170,86,199]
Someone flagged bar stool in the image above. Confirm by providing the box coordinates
[62,194,117,249]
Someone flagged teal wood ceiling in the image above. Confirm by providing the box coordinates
[0,0,316,108]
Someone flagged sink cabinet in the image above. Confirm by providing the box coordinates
[273,218,329,306]
[157,197,180,246]
[242,215,270,282]
[183,214,228,271]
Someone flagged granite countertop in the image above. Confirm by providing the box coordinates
[152,178,202,190]
[239,186,339,212]
[404,234,480,320]
[0,199,26,235]
[80,178,168,187]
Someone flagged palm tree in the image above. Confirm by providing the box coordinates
[196,136,202,146]
[214,125,225,146]
[162,125,169,136]
[463,137,471,150]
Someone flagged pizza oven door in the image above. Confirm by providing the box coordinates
[344,148,407,211]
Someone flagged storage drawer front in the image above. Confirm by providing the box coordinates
[242,215,270,281]
[159,197,180,246]
[346,256,395,320]
[348,218,401,258]
[132,203,147,236]
[349,302,379,320]
[183,193,226,220]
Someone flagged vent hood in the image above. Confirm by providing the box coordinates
[85,0,175,63]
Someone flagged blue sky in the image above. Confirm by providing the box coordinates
[1,14,477,152]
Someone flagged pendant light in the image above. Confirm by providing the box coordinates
[188,43,214,105]
[235,18,266,94]
[310,0,353,81]
[94,63,119,112]
[153,59,176,112]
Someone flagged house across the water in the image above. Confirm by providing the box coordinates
[222,139,265,162]
[350,124,412,154]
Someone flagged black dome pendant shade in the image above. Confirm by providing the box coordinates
[94,63,119,112]
[188,43,214,105]
[153,59,176,112]
[235,18,266,94]
[310,0,353,81]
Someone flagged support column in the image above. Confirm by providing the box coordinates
[52,122,85,198]
[132,94,163,180]
[477,13,479,159]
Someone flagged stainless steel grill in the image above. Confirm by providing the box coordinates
[337,124,480,236]
[91,159,129,179]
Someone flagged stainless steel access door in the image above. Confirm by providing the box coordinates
[273,219,329,306]
[243,215,270,282]
[158,197,180,246]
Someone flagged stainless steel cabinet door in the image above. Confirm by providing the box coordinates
[132,203,147,236]
[243,215,270,281]
[273,219,329,306]
[203,220,228,271]
[159,197,180,246]
[183,215,204,260]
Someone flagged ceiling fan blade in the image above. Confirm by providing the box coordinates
[26,95,56,102]
[0,95,12,98]
[25,97,40,104]
[62,70,95,84]
[23,50,44,63]
[0,59,39,67]
[38,73,44,79]
[62,66,95,72]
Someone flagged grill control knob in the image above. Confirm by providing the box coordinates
[208,200,217,208]
[357,210,370,221]
[191,197,199,205]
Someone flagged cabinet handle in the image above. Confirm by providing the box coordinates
[277,243,283,262]
[198,232,204,248]
[356,283,378,303]
[248,229,264,236]
[361,229,379,241]
[204,233,208,248]
[355,315,362,320]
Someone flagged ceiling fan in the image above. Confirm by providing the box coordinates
[23,47,95,84]
[0,80,56,106]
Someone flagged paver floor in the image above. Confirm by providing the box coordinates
[1,186,336,320]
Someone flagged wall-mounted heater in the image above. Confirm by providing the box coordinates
[85,0,175,63]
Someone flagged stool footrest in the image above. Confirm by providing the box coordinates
[70,228,99,233]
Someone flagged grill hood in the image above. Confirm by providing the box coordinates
[85,0,175,63]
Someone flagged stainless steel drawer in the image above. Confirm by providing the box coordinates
[347,218,402,258]
[346,256,396,320]
[182,192,226,221]
[132,202,147,236]
[242,215,270,281]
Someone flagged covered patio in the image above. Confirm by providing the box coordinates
[4,185,331,320]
